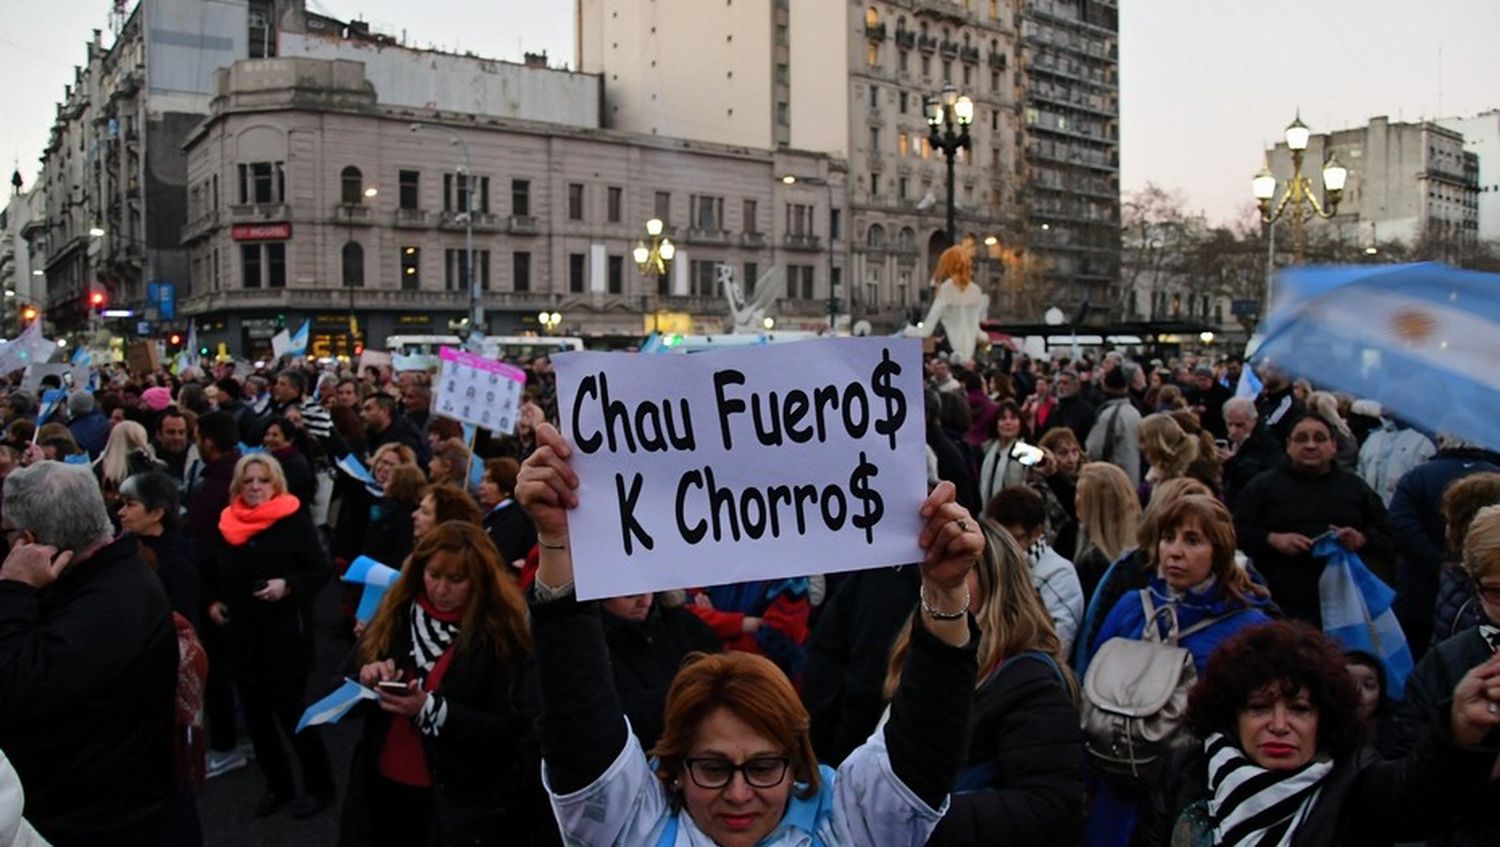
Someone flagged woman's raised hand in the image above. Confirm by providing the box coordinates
[917,481,984,591]
[516,423,579,544]
[1450,653,1500,747]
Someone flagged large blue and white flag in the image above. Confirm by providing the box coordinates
[34,388,67,428]
[296,679,378,733]
[0,322,56,374]
[1253,263,1500,449]
[1233,364,1262,399]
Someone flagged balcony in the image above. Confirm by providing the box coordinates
[740,232,767,248]
[393,208,430,228]
[782,233,822,251]
[684,227,731,246]
[332,204,375,225]
[179,210,220,244]
[439,211,502,232]
[911,0,970,24]
[508,215,538,235]
[939,40,960,58]
[865,22,886,42]
[228,203,289,222]
[894,29,916,49]
[989,51,1008,69]
[960,46,981,64]
[917,34,938,52]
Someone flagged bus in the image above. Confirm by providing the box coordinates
[385,334,585,363]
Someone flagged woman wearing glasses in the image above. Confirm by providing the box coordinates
[1233,413,1394,626]
[517,423,983,847]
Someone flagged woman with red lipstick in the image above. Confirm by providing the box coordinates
[517,423,983,846]
[1083,496,1274,847]
[1135,621,1500,846]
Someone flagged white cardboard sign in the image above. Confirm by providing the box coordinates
[554,338,927,601]
[433,347,526,433]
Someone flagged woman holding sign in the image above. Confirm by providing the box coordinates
[340,521,546,846]
[517,422,984,847]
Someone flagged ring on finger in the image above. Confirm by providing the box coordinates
[956,518,968,532]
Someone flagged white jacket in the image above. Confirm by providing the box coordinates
[1357,422,1435,506]
[546,721,945,847]
[0,749,48,847]
[1029,540,1084,655]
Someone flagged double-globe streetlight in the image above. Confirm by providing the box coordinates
[632,218,676,333]
[926,83,975,246]
[1252,112,1348,263]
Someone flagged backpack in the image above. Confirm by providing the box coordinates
[1080,591,1240,786]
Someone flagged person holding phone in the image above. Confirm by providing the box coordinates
[203,453,335,819]
[341,521,546,847]
[977,400,1033,511]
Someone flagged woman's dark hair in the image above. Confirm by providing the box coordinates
[993,399,1031,442]
[1187,621,1364,759]
[1344,650,1388,716]
[422,483,483,526]
[262,416,309,455]
[485,457,521,495]
[986,484,1046,531]
[1284,411,1340,446]
[119,471,182,531]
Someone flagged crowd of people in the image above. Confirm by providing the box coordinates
[0,340,1497,847]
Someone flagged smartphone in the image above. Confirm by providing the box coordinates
[376,680,411,695]
[1214,438,1229,451]
[1009,441,1045,467]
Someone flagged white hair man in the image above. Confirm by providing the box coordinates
[0,461,178,843]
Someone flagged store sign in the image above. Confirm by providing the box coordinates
[397,314,432,326]
[231,222,292,241]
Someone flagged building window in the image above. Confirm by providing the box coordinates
[654,191,671,223]
[830,208,841,240]
[568,183,585,221]
[240,242,284,288]
[870,173,880,196]
[786,265,814,300]
[399,170,420,210]
[776,63,789,84]
[898,177,908,200]
[867,224,887,248]
[743,199,759,234]
[869,127,880,152]
[786,203,813,236]
[444,249,492,292]
[340,166,363,205]
[341,242,364,288]
[607,186,623,223]
[247,0,275,58]
[691,260,720,296]
[899,92,908,114]
[776,24,788,45]
[401,246,420,291]
[899,50,909,72]
[692,195,724,231]
[776,102,790,126]
[513,251,531,292]
[511,180,531,217]
[898,132,909,156]
[445,174,490,213]
[569,253,586,293]
[869,85,879,109]
[744,262,759,296]
[607,255,624,294]
[963,64,972,86]
[867,43,879,68]
[942,60,951,80]
[921,54,930,77]
[238,161,285,204]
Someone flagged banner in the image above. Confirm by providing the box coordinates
[296,679,378,733]
[554,338,926,600]
[433,346,526,433]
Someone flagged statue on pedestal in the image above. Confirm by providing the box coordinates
[914,245,988,365]
[721,264,783,334]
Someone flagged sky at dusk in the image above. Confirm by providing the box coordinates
[2,0,1497,225]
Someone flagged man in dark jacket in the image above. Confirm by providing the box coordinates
[600,592,719,750]
[65,391,111,459]
[1220,396,1285,511]
[801,564,923,766]
[0,461,177,845]
[1042,370,1096,445]
[1387,437,1500,657]
[1188,364,1233,439]
[1254,364,1304,446]
[362,393,428,464]
[213,376,254,443]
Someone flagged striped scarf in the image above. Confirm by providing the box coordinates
[1204,732,1333,846]
[409,599,461,736]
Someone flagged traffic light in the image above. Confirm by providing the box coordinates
[169,332,183,349]
[199,346,210,357]
[89,291,106,309]
[20,306,37,323]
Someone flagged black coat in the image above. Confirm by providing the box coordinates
[272,445,318,514]
[1234,463,1394,626]
[1044,394,1097,445]
[205,506,330,681]
[927,424,982,516]
[139,527,201,627]
[601,603,720,750]
[365,499,417,568]
[1389,625,1500,847]
[339,603,556,847]
[801,565,922,766]
[0,536,178,846]
[1222,422,1285,512]
[926,656,1085,846]
[1135,725,1496,847]
[484,502,537,567]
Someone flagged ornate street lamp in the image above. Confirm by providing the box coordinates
[1252,112,1348,263]
[926,83,974,245]
[633,217,676,333]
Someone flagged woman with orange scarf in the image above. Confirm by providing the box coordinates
[204,453,335,820]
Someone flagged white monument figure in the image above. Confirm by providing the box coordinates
[912,244,988,365]
[720,263,784,334]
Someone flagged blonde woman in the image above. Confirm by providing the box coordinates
[1137,412,1203,503]
[95,420,165,517]
[1073,462,1142,603]
[884,521,1084,845]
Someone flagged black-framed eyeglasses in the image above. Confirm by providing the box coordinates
[682,756,791,790]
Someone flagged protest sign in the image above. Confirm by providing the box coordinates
[357,348,393,371]
[433,347,526,433]
[553,337,926,601]
[126,340,159,375]
[21,363,87,393]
